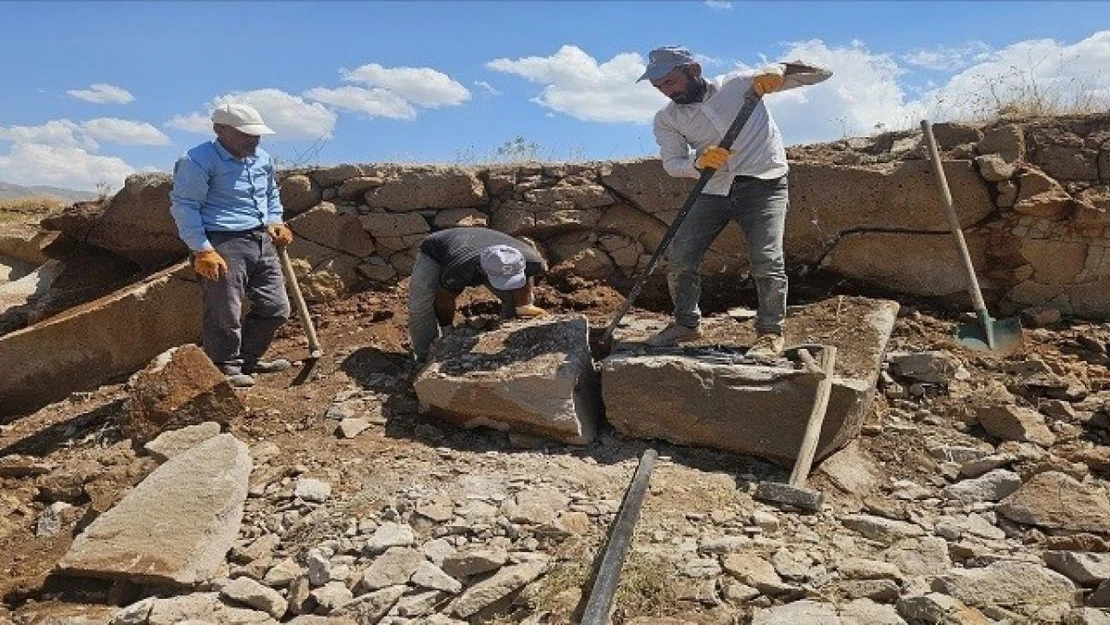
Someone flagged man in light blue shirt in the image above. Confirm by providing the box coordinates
[169,103,294,387]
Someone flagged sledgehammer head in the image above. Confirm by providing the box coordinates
[754,481,823,512]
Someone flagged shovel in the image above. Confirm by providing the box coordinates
[920,120,1022,355]
[594,89,764,357]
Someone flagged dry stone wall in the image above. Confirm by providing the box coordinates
[268,113,1110,318]
[27,112,1110,317]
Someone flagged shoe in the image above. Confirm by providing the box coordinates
[225,373,256,388]
[243,358,291,374]
[747,333,785,359]
[645,323,702,347]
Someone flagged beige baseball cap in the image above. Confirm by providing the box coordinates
[211,103,275,136]
[480,244,527,291]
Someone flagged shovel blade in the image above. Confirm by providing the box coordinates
[955,316,1022,355]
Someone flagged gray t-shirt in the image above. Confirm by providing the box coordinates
[420,228,545,294]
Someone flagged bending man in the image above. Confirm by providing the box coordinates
[409,227,547,362]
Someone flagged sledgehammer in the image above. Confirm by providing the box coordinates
[277,246,323,359]
[754,345,837,512]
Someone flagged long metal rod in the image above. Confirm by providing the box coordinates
[601,92,763,347]
[581,447,658,625]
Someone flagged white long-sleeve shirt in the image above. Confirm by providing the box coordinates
[652,63,831,196]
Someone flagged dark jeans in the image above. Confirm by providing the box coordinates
[666,175,789,335]
[200,229,290,373]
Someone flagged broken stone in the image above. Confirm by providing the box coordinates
[122,344,245,445]
[888,351,965,384]
[221,576,288,619]
[975,154,1017,182]
[143,421,222,462]
[1043,551,1110,586]
[998,471,1110,533]
[293,478,331,503]
[447,557,548,618]
[931,560,1078,612]
[975,404,1056,446]
[942,469,1023,503]
[360,547,424,590]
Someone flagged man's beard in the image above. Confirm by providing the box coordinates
[669,75,707,104]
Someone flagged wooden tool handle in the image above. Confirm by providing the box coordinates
[278,246,323,359]
[789,345,837,487]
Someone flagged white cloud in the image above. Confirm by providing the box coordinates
[0,120,94,150]
[0,142,134,191]
[903,42,990,71]
[761,39,925,143]
[66,83,135,105]
[168,89,338,140]
[80,118,171,146]
[164,112,211,134]
[705,0,732,9]
[474,80,501,97]
[917,31,1110,121]
[342,63,470,108]
[487,45,666,123]
[303,86,416,120]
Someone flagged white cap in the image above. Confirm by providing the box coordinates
[479,244,527,291]
[211,103,274,136]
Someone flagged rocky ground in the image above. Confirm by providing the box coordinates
[1,273,1110,625]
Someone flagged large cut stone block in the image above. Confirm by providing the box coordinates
[601,297,898,467]
[414,315,599,444]
[57,433,251,586]
[0,262,202,419]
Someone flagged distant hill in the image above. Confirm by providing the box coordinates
[0,180,97,203]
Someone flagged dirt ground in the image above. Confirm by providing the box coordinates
[2,271,1109,623]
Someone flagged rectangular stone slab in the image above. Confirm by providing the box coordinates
[414,314,600,444]
[601,297,898,467]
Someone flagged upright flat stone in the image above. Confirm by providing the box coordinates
[602,297,898,467]
[57,433,251,586]
[414,315,599,444]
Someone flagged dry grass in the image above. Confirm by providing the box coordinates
[0,196,67,225]
[0,195,66,213]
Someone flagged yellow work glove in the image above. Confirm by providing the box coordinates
[193,249,228,281]
[267,222,294,246]
[752,69,785,95]
[515,304,547,318]
[695,146,731,171]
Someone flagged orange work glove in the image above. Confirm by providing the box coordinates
[267,222,294,246]
[193,249,227,281]
[515,304,547,318]
[694,146,731,171]
[752,68,785,95]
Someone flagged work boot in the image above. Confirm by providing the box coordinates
[645,322,702,347]
[225,373,256,388]
[747,333,785,359]
[218,364,256,388]
[243,358,291,374]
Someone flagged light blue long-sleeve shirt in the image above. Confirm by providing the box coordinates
[169,140,284,251]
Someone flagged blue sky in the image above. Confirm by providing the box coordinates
[1,1,1108,191]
